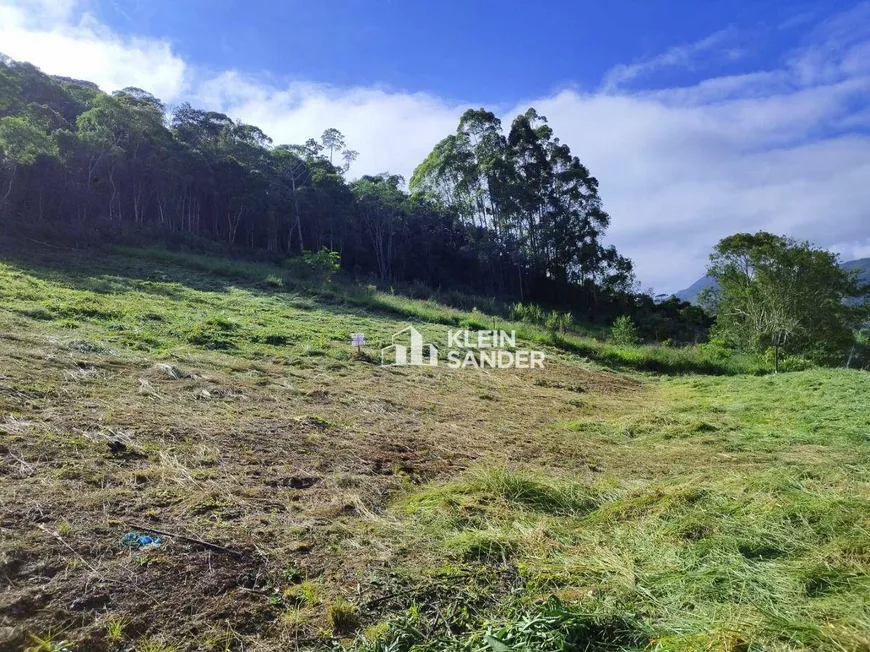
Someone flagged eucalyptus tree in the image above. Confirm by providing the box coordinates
[271,145,310,253]
[412,106,630,293]
[352,173,406,281]
[0,115,58,218]
[320,127,346,165]
[0,56,653,325]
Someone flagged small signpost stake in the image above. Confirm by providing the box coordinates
[351,333,365,353]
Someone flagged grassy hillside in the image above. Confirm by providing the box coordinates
[1,243,869,652]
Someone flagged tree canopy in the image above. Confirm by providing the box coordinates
[0,56,712,335]
[410,108,633,294]
[705,232,869,370]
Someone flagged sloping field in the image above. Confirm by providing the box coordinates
[1,245,869,651]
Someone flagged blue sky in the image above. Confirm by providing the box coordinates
[1,0,869,292]
[92,0,834,101]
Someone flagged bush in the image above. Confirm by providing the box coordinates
[510,302,545,325]
[610,315,640,345]
[264,274,284,288]
[763,348,815,372]
[545,311,575,334]
[285,248,340,283]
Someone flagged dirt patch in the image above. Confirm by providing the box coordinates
[0,330,645,649]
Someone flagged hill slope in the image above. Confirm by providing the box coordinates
[843,256,870,279]
[675,257,870,304]
[673,274,718,304]
[1,244,869,652]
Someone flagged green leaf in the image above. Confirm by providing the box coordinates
[485,634,513,651]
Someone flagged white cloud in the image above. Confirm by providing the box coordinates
[601,28,738,92]
[195,72,467,182]
[1,0,869,292]
[0,0,188,102]
[523,79,870,291]
[788,1,870,85]
[838,241,870,261]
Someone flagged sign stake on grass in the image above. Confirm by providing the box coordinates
[351,332,365,352]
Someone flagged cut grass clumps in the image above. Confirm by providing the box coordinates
[482,600,649,652]
[15,306,54,321]
[148,363,186,380]
[470,468,601,516]
[399,469,603,563]
[380,464,870,651]
[51,298,125,323]
[184,315,242,350]
[448,528,519,562]
[252,330,293,346]
[328,597,361,635]
[116,246,293,290]
[112,245,766,376]
[405,469,601,521]
[284,580,322,607]
[353,597,651,652]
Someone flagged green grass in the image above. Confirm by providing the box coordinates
[352,372,870,651]
[1,243,867,651]
[103,616,128,643]
[0,246,417,365]
[112,246,764,376]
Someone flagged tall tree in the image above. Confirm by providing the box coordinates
[706,232,868,370]
[411,107,632,292]
[352,173,405,281]
[0,56,650,326]
[320,127,346,165]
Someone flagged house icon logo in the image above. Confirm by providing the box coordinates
[381,326,438,366]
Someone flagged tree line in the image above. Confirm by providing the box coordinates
[1,58,866,367]
[0,58,641,304]
[33,57,857,351]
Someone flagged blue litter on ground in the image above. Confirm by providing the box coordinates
[122,532,162,548]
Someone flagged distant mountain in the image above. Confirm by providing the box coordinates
[842,257,870,280]
[674,257,870,305]
[673,275,718,304]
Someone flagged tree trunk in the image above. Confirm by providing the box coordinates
[774,338,780,374]
[1,165,16,218]
[290,173,304,254]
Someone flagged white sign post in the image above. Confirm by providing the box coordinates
[351,333,366,352]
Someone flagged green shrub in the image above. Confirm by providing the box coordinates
[510,302,545,325]
[763,348,815,372]
[264,274,284,288]
[545,310,561,332]
[285,248,340,283]
[610,315,640,345]
[526,303,544,325]
[543,310,574,334]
